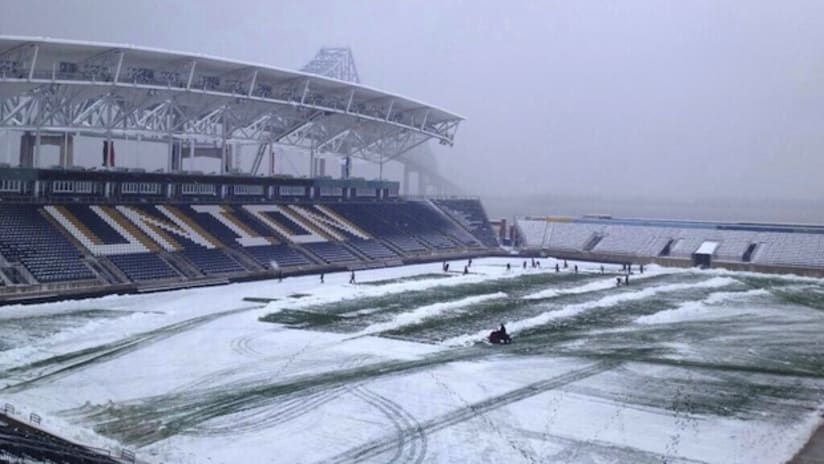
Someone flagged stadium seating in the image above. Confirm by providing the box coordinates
[63,204,128,244]
[752,232,824,268]
[0,413,120,464]
[417,232,459,249]
[244,244,313,269]
[516,217,824,269]
[177,248,245,275]
[0,205,95,283]
[178,205,273,248]
[432,198,499,247]
[384,235,428,253]
[0,198,498,293]
[348,239,398,260]
[303,242,358,264]
[327,200,477,251]
[107,253,179,281]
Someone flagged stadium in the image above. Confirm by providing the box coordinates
[1,35,824,464]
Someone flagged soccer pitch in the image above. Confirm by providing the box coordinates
[2,258,823,463]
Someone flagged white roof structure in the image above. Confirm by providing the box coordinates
[0,36,463,170]
[695,241,719,255]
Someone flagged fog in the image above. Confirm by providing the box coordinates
[2,0,823,221]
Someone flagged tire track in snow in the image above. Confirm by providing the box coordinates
[191,387,348,436]
[323,360,617,464]
[348,385,428,464]
[511,427,708,464]
[229,334,265,359]
[189,356,374,436]
[88,348,485,447]
[0,304,262,392]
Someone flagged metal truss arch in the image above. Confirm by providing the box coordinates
[0,36,463,172]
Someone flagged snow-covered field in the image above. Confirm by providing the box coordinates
[2,257,824,463]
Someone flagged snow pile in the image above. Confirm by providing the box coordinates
[355,292,507,336]
[443,276,737,346]
[635,288,770,325]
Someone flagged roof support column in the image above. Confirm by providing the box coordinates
[309,144,315,177]
[402,164,410,196]
[59,132,73,168]
[166,112,174,173]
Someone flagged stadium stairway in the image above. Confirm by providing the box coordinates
[159,251,201,279]
[223,246,265,272]
[83,256,129,285]
[432,198,500,248]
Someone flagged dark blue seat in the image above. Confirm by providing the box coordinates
[63,204,128,244]
[303,242,358,264]
[348,239,398,259]
[108,253,178,281]
[177,248,244,275]
[0,205,95,283]
[244,244,313,268]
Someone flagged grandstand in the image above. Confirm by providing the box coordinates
[0,36,507,305]
[0,169,500,302]
[516,216,824,275]
[0,409,123,464]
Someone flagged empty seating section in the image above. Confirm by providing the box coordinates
[107,253,178,281]
[178,248,245,275]
[542,222,603,250]
[517,217,824,269]
[437,221,481,247]
[179,205,253,248]
[234,207,283,237]
[245,245,312,268]
[63,205,128,244]
[125,205,249,275]
[0,205,94,283]
[261,210,311,235]
[592,226,661,256]
[385,235,428,253]
[348,239,398,260]
[433,199,499,247]
[327,201,477,251]
[752,233,824,268]
[417,232,458,249]
[669,237,706,258]
[711,231,752,261]
[303,242,358,263]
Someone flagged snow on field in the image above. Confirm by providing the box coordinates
[2,257,824,463]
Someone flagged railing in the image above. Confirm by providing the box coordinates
[0,279,101,296]
[0,401,137,463]
[402,194,481,201]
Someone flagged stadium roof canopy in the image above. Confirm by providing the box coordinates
[0,36,463,168]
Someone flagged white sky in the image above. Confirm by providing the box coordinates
[2,0,824,204]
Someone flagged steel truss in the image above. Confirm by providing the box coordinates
[0,37,463,172]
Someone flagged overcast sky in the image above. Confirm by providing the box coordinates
[2,0,823,206]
